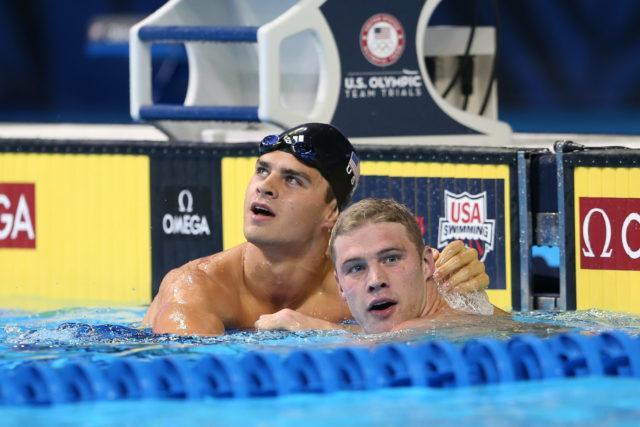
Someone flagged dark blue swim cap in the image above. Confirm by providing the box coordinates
[259,123,360,210]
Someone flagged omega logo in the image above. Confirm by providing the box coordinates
[582,208,640,260]
[0,183,36,248]
[580,197,640,270]
[581,208,613,258]
[162,189,211,236]
[177,189,193,213]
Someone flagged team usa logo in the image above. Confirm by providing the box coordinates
[0,183,36,249]
[437,191,495,261]
[360,13,405,67]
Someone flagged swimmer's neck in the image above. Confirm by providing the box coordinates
[242,238,331,308]
[420,279,452,318]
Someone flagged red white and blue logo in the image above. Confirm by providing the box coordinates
[437,191,495,261]
[360,13,405,67]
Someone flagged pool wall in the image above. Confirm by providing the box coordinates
[0,139,519,311]
[557,144,640,313]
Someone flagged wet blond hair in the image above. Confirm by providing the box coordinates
[329,198,425,265]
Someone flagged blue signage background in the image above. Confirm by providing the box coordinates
[351,176,506,290]
[320,0,479,138]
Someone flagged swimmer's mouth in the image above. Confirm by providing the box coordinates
[251,203,275,217]
[368,299,397,312]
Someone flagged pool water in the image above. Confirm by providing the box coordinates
[2,307,640,426]
[2,377,640,427]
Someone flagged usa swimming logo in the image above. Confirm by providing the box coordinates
[437,191,495,261]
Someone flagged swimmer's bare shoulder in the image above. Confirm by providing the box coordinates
[296,267,352,322]
[143,244,246,336]
[390,304,461,331]
[391,304,510,332]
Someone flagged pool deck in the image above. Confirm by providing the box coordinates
[2,123,640,149]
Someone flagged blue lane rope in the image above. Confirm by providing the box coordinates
[1,331,639,406]
[138,26,259,43]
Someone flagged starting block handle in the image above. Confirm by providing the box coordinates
[130,0,339,127]
[138,25,259,43]
[130,23,261,121]
[139,105,259,122]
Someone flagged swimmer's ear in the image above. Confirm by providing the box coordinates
[334,270,346,300]
[322,199,340,229]
[422,246,435,279]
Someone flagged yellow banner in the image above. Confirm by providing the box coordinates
[0,153,151,311]
[574,166,640,313]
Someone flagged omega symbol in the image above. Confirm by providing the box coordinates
[581,208,613,258]
[582,208,640,260]
[178,189,193,213]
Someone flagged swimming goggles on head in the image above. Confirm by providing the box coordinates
[258,134,317,163]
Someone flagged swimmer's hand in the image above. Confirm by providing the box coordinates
[432,240,489,293]
[255,309,340,332]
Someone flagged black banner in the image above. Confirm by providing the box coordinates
[150,153,223,297]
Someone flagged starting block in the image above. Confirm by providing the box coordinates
[130,0,511,144]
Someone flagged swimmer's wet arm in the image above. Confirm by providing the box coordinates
[255,309,360,332]
[145,266,236,336]
[153,302,225,336]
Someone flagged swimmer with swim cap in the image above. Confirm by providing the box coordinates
[258,123,360,210]
[145,123,490,336]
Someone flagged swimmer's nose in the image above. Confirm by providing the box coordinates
[367,281,388,292]
[367,266,388,292]
[257,177,278,198]
[258,186,275,197]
